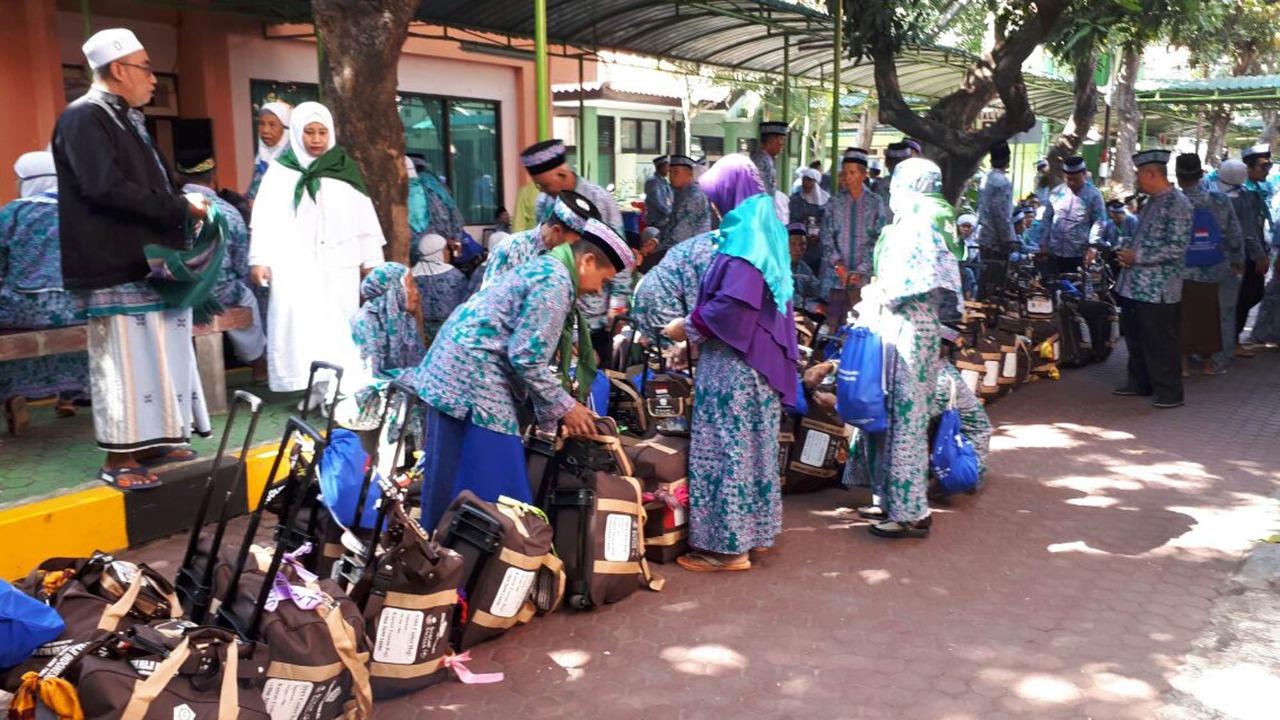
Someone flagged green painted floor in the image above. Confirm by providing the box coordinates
[0,368,299,509]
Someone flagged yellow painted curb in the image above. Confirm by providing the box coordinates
[1,486,128,581]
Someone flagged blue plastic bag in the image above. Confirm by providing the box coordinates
[318,429,381,530]
[930,408,981,494]
[0,578,65,669]
[836,325,888,433]
[590,370,611,417]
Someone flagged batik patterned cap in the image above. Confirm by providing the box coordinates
[1063,156,1087,173]
[652,155,670,166]
[759,121,789,137]
[552,191,598,232]
[1242,143,1271,162]
[1106,199,1125,211]
[885,142,911,160]
[580,218,635,271]
[521,139,567,175]
[667,154,696,169]
[1035,158,1049,170]
[1132,149,1171,168]
[842,147,870,166]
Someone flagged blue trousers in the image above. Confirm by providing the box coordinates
[418,406,531,533]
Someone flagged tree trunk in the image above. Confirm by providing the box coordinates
[859,0,1071,203]
[1204,107,1232,167]
[1258,107,1280,145]
[1045,47,1098,187]
[1109,43,1143,194]
[312,0,418,265]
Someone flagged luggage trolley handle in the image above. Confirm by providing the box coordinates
[179,390,264,621]
[220,415,326,641]
[356,381,425,560]
[303,360,344,438]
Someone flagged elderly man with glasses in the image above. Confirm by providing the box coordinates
[52,28,211,491]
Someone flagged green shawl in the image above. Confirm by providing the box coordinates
[277,146,369,209]
[144,203,228,324]
[549,244,596,404]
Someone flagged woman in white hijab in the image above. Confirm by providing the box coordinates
[14,151,57,198]
[248,101,384,394]
[411,232,470,346]
[246,102,291,201]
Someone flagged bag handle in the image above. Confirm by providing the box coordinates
[322,602,373,720]
[217,638,240,720]
[119,638,193,720]
[98,571,146,631]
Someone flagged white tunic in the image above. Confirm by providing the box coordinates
[248,164,385,392]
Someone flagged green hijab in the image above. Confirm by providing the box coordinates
[549,244,596,404]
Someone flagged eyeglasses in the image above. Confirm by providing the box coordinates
[116,61,155,76]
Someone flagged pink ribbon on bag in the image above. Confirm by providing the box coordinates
[443,652,504,684]
[643,484,689,509]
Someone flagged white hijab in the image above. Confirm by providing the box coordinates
[288,102,336,169]
[797,167,829,206]
[411,233,453,277]
[15,151,56,198]
[256,102,292,166]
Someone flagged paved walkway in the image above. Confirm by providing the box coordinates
[120,349,1280,719]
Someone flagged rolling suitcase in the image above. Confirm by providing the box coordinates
[434,492,564,650]
[785,404,851,493]
[213,416,375,720]
[175,390,264,623]
[624,434,691,564]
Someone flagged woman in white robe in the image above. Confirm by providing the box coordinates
[248,102,384,393]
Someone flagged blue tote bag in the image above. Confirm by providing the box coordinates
[836,325,888,433]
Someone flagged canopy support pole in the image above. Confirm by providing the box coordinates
[80,0,92,39]
[831,1,842,175]
[578,54,586,172]
[535,0,551,141]
[782,34,791,185]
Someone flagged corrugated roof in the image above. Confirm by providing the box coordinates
[1135,74,1280,105]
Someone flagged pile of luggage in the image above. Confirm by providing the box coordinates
[1,357,680,717]
[950,258,1119,405]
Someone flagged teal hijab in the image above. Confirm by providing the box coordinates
[714,193,794,312]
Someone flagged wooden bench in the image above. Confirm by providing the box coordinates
[0,306,255,414]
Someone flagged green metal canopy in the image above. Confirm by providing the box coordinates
[1136,75,1280,105]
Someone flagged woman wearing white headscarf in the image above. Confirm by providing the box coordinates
[248,101,384,393]
[789,167,828,272]
[411,232,470,346]
[246,102,291,202]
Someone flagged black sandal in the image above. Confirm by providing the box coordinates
[868,515,932,539]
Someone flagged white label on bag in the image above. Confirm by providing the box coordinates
[1053,341,1061,360]
[799,430,832,467]
[1002,352,1018,378]
[262,679,313,720]
[960,369,980,394]
[982,361,999,387]
[672,504,687,526]
[1027,297,1053,315]
[604,513,635,562]
[373,607,424,665]
[489,567,535,619]
[1110,319,1120,342]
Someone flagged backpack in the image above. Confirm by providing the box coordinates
[835,325,888,433]
[1185,206,1226,267]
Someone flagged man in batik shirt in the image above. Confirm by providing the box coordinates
[819,148,887,325]
[1041,155,1107,275]
[658,154,711,252]
[1113,149,1193,409]
[750,121,788,194]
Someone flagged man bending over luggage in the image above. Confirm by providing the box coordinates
[403,216,636,531]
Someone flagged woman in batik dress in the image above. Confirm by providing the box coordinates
[663,166,799,572]
[411,233,470,346]
[857,158,963,538]
[0,152,89,432]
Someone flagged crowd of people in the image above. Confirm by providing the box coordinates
[4,26,1280,566]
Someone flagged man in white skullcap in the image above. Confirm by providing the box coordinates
[53,28,212,490]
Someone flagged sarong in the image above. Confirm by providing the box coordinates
[87,308,211,452]
[1179,280,1222,356]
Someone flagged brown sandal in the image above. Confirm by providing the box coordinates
[676,552,751,573]
[5,396,30,436]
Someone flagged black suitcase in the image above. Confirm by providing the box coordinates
[1056,302,1094,367]
[1077,299,1118,363]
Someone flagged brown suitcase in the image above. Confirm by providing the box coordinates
[351,502,465,698]
[784,406,851,494]
[75,623,270,720]
[435,492,564,650]
[624,434,689,486]
[623,435,691,564]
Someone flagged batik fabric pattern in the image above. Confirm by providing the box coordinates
[402,254,577,437]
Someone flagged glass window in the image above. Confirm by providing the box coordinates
[401,94,447,187]
[620,118,661,154]
[449,99,500,225]
[597,116,616,188]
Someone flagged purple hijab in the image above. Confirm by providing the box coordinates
[699,154,767,216]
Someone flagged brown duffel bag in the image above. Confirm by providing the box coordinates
[784,406,851,494]
[3,554,183,692]
[211,545,373,720]
[75,622,270,720]
[624,434,688,486]
[435,492,565,650]
[350,502,465,698]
